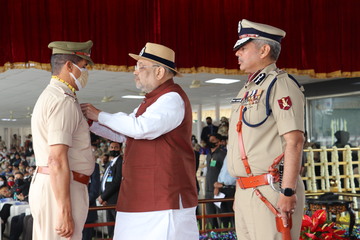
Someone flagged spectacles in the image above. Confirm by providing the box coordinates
[134,63,159,71]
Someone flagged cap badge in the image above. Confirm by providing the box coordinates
[139,47,145,56]
[278,96,292,110]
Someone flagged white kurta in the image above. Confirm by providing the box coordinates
[90,92,185,141]
[90,91,199,240]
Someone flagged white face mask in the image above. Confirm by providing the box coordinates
[69,63,89,90]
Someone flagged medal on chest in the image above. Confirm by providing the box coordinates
[231,89,263,106]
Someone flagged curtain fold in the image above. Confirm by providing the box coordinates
[0,0,359,78]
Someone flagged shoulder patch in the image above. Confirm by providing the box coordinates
[277,96,292,110]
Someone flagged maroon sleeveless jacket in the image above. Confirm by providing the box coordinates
[116,79,198,212]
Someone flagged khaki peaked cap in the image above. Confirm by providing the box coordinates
[48,40,94,65]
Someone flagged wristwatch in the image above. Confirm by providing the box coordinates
[280,188,296,197]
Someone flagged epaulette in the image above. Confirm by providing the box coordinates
[275,68,286,75]
[64,92,77,101]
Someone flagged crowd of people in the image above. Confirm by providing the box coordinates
[0,134,34,239]
[0,134,35,200]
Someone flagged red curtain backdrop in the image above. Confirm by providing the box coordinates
[0,0,359,78]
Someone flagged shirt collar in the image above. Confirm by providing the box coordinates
[247,63,278,86]
[50,78,76,97]
[110,155,119,166]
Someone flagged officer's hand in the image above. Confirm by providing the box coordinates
[80,103,101,122]
[98,196,104,204]
[277,194,297,228]
[55,210,74,238]
[214,187,220,196]
[213,182,223,196]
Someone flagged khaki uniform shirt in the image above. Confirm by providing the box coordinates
[228,63,304,177]
[31,78,93,175]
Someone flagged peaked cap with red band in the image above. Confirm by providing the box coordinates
[233,19,286,51]
[48,40,94,65]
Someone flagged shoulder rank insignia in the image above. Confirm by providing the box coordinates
[254,73,266,85]
[278,96,292,110]
[275,69,286,75]
[64,92,77,101]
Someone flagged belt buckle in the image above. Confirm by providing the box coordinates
[267,174,280,193]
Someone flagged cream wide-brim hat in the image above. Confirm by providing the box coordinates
[129,42,183,77]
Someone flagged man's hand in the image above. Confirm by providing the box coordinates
[213,182,223,196]
[277,194,297,228]
[48,144,73,239]
[17,193,25,201]
[278,130,303,227]
[80,103,101,122]
[55,209,74,238]
[97,196,107,206]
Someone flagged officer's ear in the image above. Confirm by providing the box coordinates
[65,61,73,72]
[259,44,271,59]
[154,66,166,80]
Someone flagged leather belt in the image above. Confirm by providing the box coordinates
[37,166,90,185]
[237,173,277,189]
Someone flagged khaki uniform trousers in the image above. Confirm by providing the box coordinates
[234,178,305,240]
[29,172,89,240]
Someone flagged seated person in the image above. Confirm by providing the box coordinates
[7,175,15,188]
[0,185,12,233]
[0,175,7,187]
[9,185,30,240]
[0,185,11,199]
